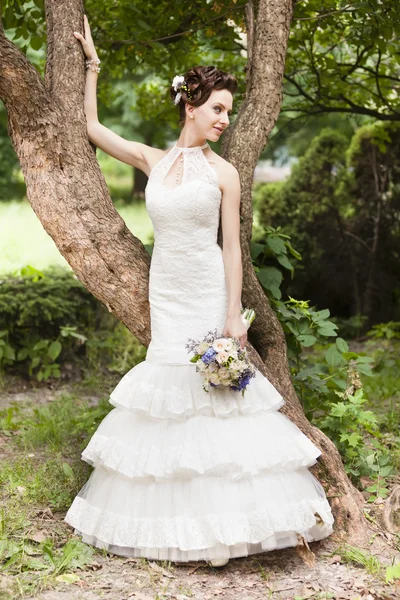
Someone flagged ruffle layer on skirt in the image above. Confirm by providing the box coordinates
[109,361,284,420]
[64,359,335,562]
[65,468,334,561]
[81,407,321,480]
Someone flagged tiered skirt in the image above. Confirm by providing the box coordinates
[64,361,334,562]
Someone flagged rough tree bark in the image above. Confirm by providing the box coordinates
[222,0,366,542]
[0,0,368,541]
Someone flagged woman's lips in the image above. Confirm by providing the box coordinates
[213,126,223,133]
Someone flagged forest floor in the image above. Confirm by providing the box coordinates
[1,380,400,600]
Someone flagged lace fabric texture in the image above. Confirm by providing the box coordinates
[65,144,335,562]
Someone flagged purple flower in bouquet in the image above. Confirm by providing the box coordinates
[202,347,217,364]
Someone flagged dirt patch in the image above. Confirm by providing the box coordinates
[27,541,400,600]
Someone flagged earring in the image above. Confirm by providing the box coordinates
[190,115,194,119]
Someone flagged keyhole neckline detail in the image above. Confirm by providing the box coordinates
[173,142,209,151]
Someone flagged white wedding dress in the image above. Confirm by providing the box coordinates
[65,142,334,562]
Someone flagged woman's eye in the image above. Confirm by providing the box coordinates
[214,107,221,113]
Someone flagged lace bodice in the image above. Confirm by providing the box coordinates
[146,143,222,251]
[144,143,228,364]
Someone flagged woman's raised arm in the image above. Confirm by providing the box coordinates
[73,15,160,175]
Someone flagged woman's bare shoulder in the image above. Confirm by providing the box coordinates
[206,149,239,188]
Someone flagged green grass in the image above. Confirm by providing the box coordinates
[0,393,113,598]
[0,199,153,274]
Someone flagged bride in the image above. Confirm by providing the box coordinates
[65,15,334,567]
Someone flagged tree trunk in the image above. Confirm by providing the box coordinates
[0,1,151,346]
[222,0,366,542]
[0,0,368,542]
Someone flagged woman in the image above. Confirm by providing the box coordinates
[65,15,334,567]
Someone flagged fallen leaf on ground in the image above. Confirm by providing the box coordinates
[27,530,48,543]
[295,534,316,568]
[55,573,80,584]
[147,560,176,578]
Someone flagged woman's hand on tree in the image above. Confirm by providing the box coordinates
[74,15,98,61]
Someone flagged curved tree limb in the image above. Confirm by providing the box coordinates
[0,1,151,345]
[223,0,367,541]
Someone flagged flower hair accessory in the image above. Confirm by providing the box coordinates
[172,74,193,105]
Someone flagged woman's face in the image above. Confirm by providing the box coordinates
[188,89,233,141]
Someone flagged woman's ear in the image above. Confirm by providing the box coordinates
[186,105,195,120]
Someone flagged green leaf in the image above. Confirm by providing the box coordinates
[356,364,373,376]
[43,365,51,380]
[268,285,282,299]
[250,242,264,260]
[317,323,338,337]
[257,266,283,289]
[312,309,330,322]
[34,339,48,351]
[276,253,294,272]
[385,565,400,583]
[342,351,360,360]
[25,558,49,571]
[325,345,343,367]
[62,462,74,478]
[285,241,302,260]
[380,465,393,477]
[31,356,41,369]
[340,432,361,447]
[137,19,151,31]
[55,573,80,584]
[30,37,42,51]
[47,341,62,360]
[297,334,317,347]
[336,337,349,352]
[356,356,375,363]
[17,348,29,360]
[4,346,15,360]
[266,237,286,255]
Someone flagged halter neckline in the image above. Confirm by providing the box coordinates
[174,142,209,151]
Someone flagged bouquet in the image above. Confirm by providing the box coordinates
[186,308,256,396]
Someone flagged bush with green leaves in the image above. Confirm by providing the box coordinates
[251,225,397,497]
[0,265,145,383]
[254,124,400,327]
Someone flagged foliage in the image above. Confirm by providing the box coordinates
[3,0,398,123]
[251,226,373,411]
[0,265,147,384]
[254,124,400,326]
[251,226,399,497]
[334,545,383,577]
[1,394,111,453]
[251,226,301,300]
[0,266,107,382]
[285,0,400,120]
[0,393,108,597]
[334,544,400,584]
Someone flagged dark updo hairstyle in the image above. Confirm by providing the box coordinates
[170,65,238,126]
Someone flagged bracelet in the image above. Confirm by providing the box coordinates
[86,58,101,73]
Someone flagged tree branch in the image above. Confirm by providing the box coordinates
[283,74,400,121]
[44,0,86,113]
[108,5,245,46]
[0,18,48,129]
